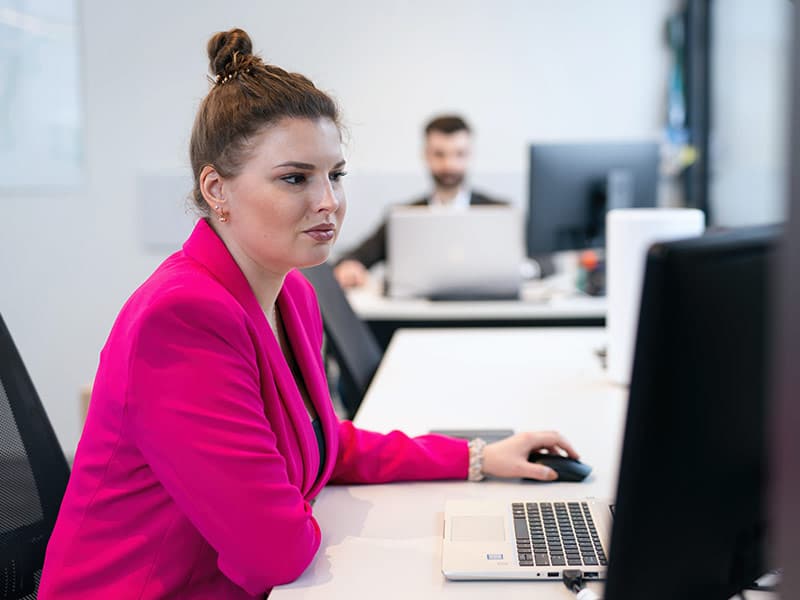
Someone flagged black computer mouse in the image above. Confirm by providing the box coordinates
[526,453,592,482]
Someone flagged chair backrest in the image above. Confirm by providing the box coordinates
[300,264,383,418]
[0,314,70,599]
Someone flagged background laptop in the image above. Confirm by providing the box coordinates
[386,205,524,300]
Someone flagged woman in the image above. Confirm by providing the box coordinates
[39,28,579,599]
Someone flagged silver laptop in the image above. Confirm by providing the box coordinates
[386,205,524,300]
[442,498,613,581]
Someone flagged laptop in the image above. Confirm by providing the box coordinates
[386,205,524,300]
[442,497,613,581]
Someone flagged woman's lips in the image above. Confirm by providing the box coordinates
[304,224,335,241]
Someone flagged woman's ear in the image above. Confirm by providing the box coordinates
[199,165,229,223]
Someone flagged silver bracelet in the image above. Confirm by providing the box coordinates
[467,438,487,481]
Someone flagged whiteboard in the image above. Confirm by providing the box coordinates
[0,1,82,189]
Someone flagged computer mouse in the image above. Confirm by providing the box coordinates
[526,453,592,482]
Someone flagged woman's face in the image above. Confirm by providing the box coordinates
[220,117,346,276]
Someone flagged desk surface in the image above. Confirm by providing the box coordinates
[274,328,623,599]
[346,274,607,322]
[273,328,777,599]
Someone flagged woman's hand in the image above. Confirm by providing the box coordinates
[481,431,579,481]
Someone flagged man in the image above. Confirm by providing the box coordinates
[333,114,506,288]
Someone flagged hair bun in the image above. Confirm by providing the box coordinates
[207,28,254,78]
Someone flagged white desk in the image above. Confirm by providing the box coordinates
[347,274,606,323]
[275,327,776,599]
[274,328,623,599]
[347,276,607,349]
[348,285,607,322]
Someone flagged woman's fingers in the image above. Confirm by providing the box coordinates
[526,431,580,459]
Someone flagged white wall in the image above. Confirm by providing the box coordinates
[710,0,793,227]
[1,0,674,454]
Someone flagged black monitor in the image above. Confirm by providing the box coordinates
[605,225,779,600]
[526,142,659,256]
[769,1,800,593]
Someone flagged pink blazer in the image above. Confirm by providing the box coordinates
[39,219,468,599]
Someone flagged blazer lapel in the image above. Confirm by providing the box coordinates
[277,285,337,497]
[182,219,319,493]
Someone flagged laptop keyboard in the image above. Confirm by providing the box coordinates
[512,502,608,568]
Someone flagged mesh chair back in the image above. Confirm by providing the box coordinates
[300,264,383,418]
[0,315,70,599]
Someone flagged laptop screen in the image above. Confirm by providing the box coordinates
[386,205,524,300]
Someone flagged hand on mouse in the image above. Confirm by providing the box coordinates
[482,431,579,481]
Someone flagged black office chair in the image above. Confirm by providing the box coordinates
[0,314,71,598]
[300,264,383,419]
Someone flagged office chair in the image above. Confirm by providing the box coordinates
[300,264,383,419]
[0,314,71,598]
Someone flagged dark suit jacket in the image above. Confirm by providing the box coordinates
[338,190,506,268]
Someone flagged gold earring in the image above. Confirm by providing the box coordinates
[213,203,228,223]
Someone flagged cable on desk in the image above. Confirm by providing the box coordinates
[562,569,602,600]
[560,570,778,600]
[741,568,782,595]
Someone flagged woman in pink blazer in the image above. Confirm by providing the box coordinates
[39,28,578,599]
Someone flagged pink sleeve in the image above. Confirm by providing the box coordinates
[126,296,319,596]
[330,421,469,484]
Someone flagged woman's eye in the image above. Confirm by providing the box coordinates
[282,174,306,185]
[330,171,348,182]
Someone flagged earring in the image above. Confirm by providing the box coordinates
[213,203,228,223]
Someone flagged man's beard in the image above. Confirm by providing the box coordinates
[432,171,465,189]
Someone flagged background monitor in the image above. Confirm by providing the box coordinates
[526,141,659,256]
[769,0,800,592]
[605,225,778,600]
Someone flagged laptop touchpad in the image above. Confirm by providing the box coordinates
[451,516,506,542]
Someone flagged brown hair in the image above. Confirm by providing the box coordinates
[424,114,471,137]
[189,28,340,213]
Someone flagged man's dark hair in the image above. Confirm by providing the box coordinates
[424,115,471,136]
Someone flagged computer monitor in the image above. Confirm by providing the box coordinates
[605,225,778,600]
[526,142,659,256]
[769,3,800,593]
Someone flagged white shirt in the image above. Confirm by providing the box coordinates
[428,186,471,210]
